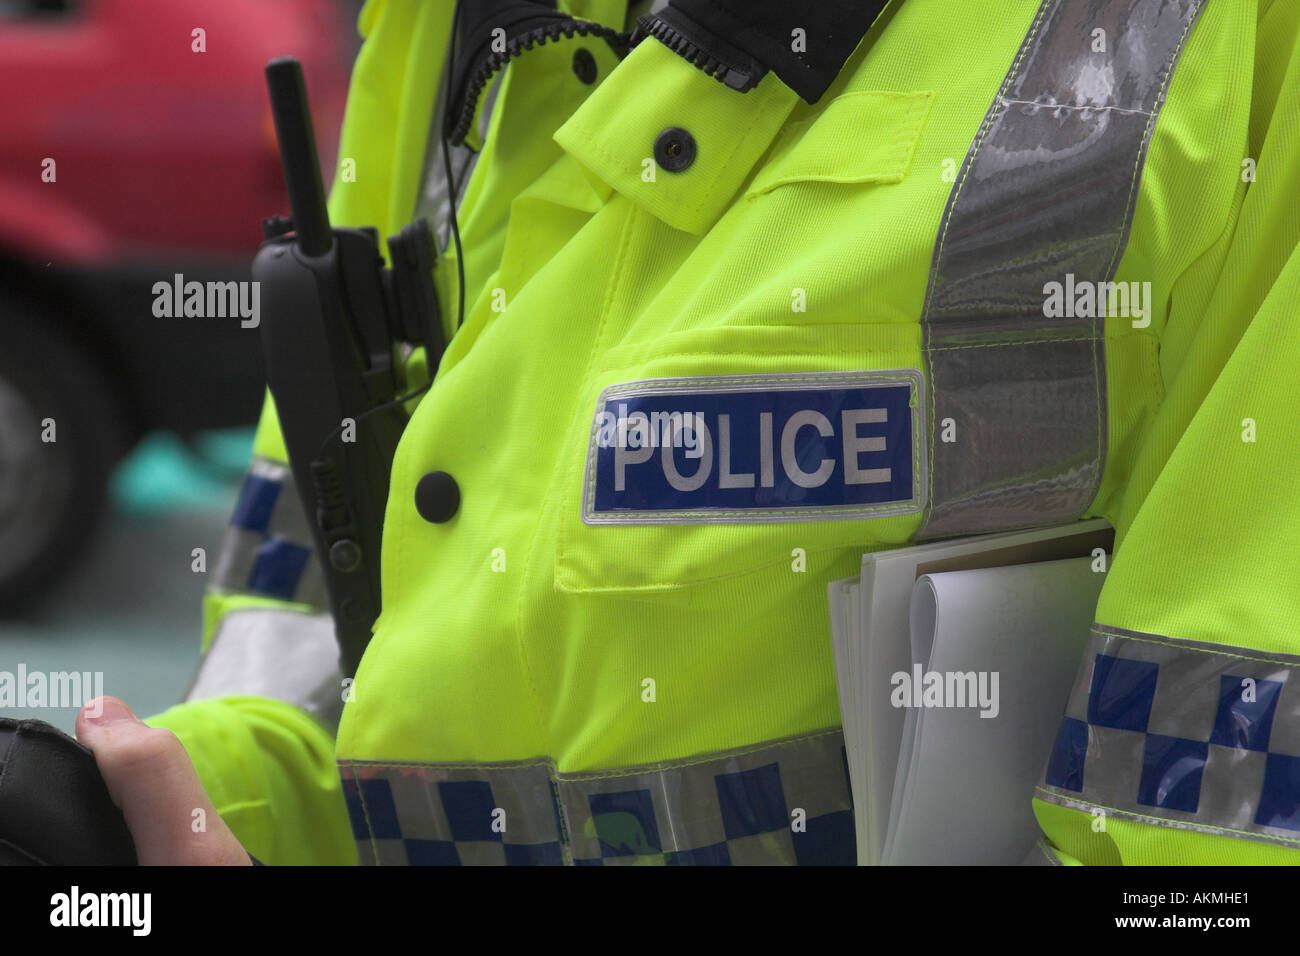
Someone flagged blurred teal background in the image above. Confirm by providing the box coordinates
[0,427,252,732]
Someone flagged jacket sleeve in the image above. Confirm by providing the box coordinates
[1034,0,1300,864]
[145,0,454,866]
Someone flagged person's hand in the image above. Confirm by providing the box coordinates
[76,696,252,866]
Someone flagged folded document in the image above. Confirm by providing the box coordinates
[828,520,1112,865]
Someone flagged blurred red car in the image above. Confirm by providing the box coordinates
[0,0,353,606]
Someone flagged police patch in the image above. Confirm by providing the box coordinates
[583,369,926,524]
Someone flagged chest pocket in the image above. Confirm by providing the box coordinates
[552,323,928,604]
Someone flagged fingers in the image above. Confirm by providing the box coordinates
[76,697,251,866]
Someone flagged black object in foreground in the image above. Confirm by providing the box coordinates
[0,718,137,866]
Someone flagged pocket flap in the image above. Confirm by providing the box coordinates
[747,90,933,196]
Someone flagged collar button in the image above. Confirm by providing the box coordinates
[654,127,696,172]
[572,48,598,85]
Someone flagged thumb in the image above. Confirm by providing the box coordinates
[76,697,251,866]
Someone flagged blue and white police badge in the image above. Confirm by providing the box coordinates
[583,369,926,524]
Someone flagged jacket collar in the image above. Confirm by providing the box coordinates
[554,36,799,235]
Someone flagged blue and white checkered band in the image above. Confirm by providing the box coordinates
[1037,624,1300,849]
[583,370,925,525]
[212,456,326,608]
[340,729,855,865]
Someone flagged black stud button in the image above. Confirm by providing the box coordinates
[329,539,362,573]
[415,471,460,524]
[654,127,696,172]
[572,48,598,85]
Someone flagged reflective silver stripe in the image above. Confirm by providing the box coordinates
[184,608,344,731]
[341,728,853,865]
[1036,625,1300,850]
[212,455,327,609]
[919,0,1208,539]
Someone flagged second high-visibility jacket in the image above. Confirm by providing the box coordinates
[150,0,1300,865]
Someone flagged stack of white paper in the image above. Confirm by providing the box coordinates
[827,519,1111,865]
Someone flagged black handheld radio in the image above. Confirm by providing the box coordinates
[254,57,443,677]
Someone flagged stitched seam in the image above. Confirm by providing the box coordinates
[562,537,903,591]
[1092,625,1300,669]
[562,541,888,589]
[349,763,380,865]
[565,727,844,779]
[1035,785,1300,847]
[758,171,904,190]
[888,94,933,180]
[927,335,1100,352]
[930,477,1085,515]
[605,348,916,359]
[598,370,918,387]
[550,776,574,864]
[751,92,932,194]
[594,322,926,369]
[597,346,919,367]
[338,728,843,778]
[1100,3,1203,282]
[692,86,778,216]
[1001,98,1152,116]
[1147,327,1165,410]
[1088,3,1204,525]
[557,208,644,583]
[341,758,554,772]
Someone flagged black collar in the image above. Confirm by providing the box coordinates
[636,0,893,103]
[445,0,894,145]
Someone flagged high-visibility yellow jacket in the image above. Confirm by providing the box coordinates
[151,0,1300,865]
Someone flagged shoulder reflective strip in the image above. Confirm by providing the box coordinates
[340,728,853,865]
[1036,624,1300,850]
[919,0,1208,539]
[183,608,344,731]
[213,455,327,610]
